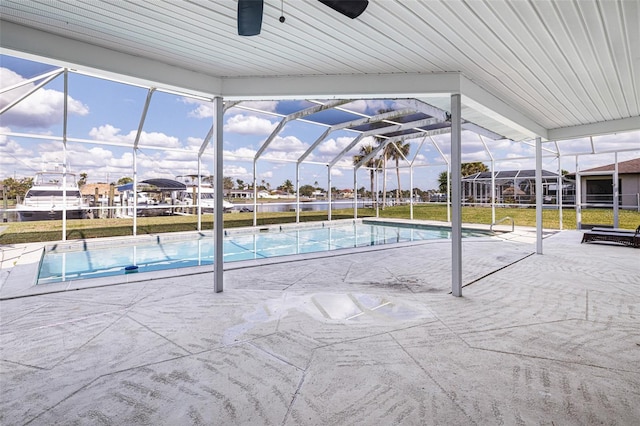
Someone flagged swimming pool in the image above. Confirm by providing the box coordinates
[37,221,491,284]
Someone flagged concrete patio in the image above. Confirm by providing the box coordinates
[1,229,639,425]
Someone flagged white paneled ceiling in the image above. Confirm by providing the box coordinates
[1,0,638,142]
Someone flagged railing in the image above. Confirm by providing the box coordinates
[490,216,514,233]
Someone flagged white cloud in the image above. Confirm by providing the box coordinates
[268,135,308,151]
[332,158,355,169]
[0,68,89,129]
[88,124,182,148]
[65,146,116,168]
[0,67,26,88]
[555,135,639,156]
[0,137,35,175]
[182,98,213,119]
[224,147,257,160]
[342,99,389,114]
[262,150,303,162]
[318,136,355,155]
[224,114,277,134]
[186,136,204,149]
[461,150,491,162]
[138,131,182,148]
[0,126,11,147]
[223,164,250,178]
[88,124,124,141]
[234,100,279,112]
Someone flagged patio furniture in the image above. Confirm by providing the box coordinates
[581,225,640,248]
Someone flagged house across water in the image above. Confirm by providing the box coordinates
[461,169,575,206]
[570,158,640,210]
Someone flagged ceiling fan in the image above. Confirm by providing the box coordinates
[238,0,369,36]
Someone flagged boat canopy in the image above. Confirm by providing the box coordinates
[117,179,187,192]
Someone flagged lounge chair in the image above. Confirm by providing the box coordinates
[581,225,640,248]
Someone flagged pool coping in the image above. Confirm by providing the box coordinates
[0,218,512,300]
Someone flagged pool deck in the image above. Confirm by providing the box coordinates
[1,226,639,424]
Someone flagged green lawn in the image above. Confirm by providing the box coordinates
[376,204,640,230]
[0,211,358,244]
[1,205,639,245]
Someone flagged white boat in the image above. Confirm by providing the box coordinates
[16,170,88,221]
[182,185,234,212]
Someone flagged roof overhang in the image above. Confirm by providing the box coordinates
[1,0,638,143]
[0,19,545,142]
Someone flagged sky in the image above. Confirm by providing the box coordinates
[1,54,639,192]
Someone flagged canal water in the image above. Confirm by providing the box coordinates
[0,200,373,222]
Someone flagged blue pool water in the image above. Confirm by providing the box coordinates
[37,222,490,284]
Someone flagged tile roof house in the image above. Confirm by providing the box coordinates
[581,158,640,175]
[80,183,119,203]
[578,158,640,209]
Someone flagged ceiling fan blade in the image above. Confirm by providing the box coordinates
[318,0,369,19]
[238,0,264,36]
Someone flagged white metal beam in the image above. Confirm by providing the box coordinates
[0,21,221,98]
[198,101,238,156]
[451,94,462,297]
[614,153,619,228]
[460,76,548,140]
[221,73,461,100]
[400,98,506,140]
[397,99,449,122]
[255,99,350,160]
[134,89,155,150]
[0,67,64,94]
[328,117,442,168]
[213,97,224,293]
[62,70,68,242]
[297,108,415,164]
[0,69,63,114]
[536,137,543,255]
[548,116,640,141]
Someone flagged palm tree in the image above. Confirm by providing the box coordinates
[437,171,449,194]
[461,162,489,177]
[352,144,377,203]
[78,172,88,187]
[387,140,411,204]
[279,179,294,194]
[378,139,395,209]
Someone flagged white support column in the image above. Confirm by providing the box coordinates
[375,168,379,217]
[409,165,414,220]
[133,147,137,235]
[252,160,257,227]
[575,157,582,229]
[295,163,301,223]
[535,137,543,255]
[133,88,155,236]
[480,135,496,224]
[471,179,476,204]
[213,96,224,293]
[446,163,451,222]
[62,70,68,241]
[328,166,332,221]
[197,159,202,231]
[613,152,619,228]
[556,150,563,230]
[353,168,358,220]
[491,160,496,224]
[451,94,462,297]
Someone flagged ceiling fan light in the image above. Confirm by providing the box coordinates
[318,0,369,19]
[238,0,264,36]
